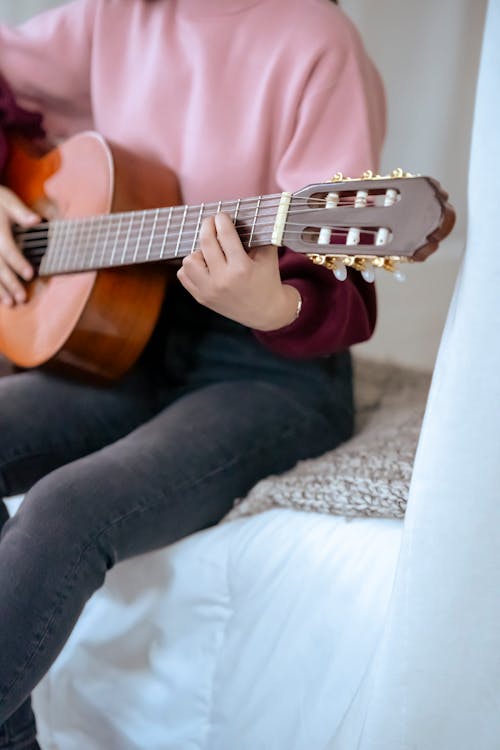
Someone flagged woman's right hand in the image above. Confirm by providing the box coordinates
[0,185,40,307]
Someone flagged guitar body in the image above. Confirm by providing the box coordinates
[0,132,180,382]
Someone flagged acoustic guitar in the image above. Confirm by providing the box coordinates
[0,131,455,382]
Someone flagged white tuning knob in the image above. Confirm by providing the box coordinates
[333,262,348,281]
[361,265,376,283]
[393,267,406,282]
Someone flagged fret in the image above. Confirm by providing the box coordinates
[121,213,134,265]
[58,222,68,271]
[53,219,72,273]
[233,198,241,225]
[146,209,159,261]
[109,214,123,267]
[174,205,188,258]
[98,215,112,268]
[133,211,146,263]
[89,215,103,269]
[192,203,205,254]
[159,207,173,259]
[41,221,55,274]
[248,196,262,248]
[41,220,62,274]
[50,221,62,272]
[67,220,82,271]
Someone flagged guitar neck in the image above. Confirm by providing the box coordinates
[28,195,281,276]
[17,173,455,276]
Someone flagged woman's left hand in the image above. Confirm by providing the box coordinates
[176,212,300,331]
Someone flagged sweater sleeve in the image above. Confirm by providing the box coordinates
[0,0,97,141]
[255,8,386,358]
[254,248,376,358]
[0,74,44,174]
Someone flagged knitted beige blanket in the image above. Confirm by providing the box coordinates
[225,358,431,521]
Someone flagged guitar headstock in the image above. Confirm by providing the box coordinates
[281,170,455,281]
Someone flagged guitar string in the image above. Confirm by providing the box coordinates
[19,226,387,254]
[22,232,384,257]
[17,222,386,252]
[14,209,386,242]
[11,193,392,243]
[19,222,385,245]
[15,232,387,271]
[22,229,389,270]
[20,224,385,253]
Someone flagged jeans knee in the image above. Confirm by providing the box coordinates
[10,470,114,582]
[23,472,86,541]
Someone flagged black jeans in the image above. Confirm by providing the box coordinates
[0,306,353,749]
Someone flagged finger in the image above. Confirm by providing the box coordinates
[198,216,226,272]
[0,263,26,303]
[0,213,34,280]
[180,250,210,286]
[0,186,39,227]
[0,260,27,303]
[214,212,249,267]
[248,244,279,266]
[0,279,14,306]
[176,265,202,302]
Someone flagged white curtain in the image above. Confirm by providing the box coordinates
[352,2,500,746]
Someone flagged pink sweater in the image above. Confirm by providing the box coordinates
[0,0,386,357]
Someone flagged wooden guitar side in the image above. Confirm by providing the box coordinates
[0,132,181,382]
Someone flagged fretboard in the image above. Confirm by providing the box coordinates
[32,195,281,276]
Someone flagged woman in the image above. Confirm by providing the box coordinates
[0,0,385,746]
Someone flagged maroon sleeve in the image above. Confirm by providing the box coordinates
[253,247,376,358]
[0,75,44,175]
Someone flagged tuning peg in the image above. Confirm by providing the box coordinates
[333,262,348,281]
[390,168,416,179]
[393,267,406,282]
[361,265,376,283]
[381,257,407,282]
[306,253,409,282]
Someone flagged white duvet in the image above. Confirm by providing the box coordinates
[31,509,402,750]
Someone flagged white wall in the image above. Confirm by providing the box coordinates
[1,0,487,369]
[0,0,62,23]
[343,0,486,368]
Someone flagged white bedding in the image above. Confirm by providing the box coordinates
[31,509,403,750]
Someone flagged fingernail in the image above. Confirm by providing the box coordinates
[23,267,33,280]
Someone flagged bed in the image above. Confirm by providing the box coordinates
[14,357,427,750]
